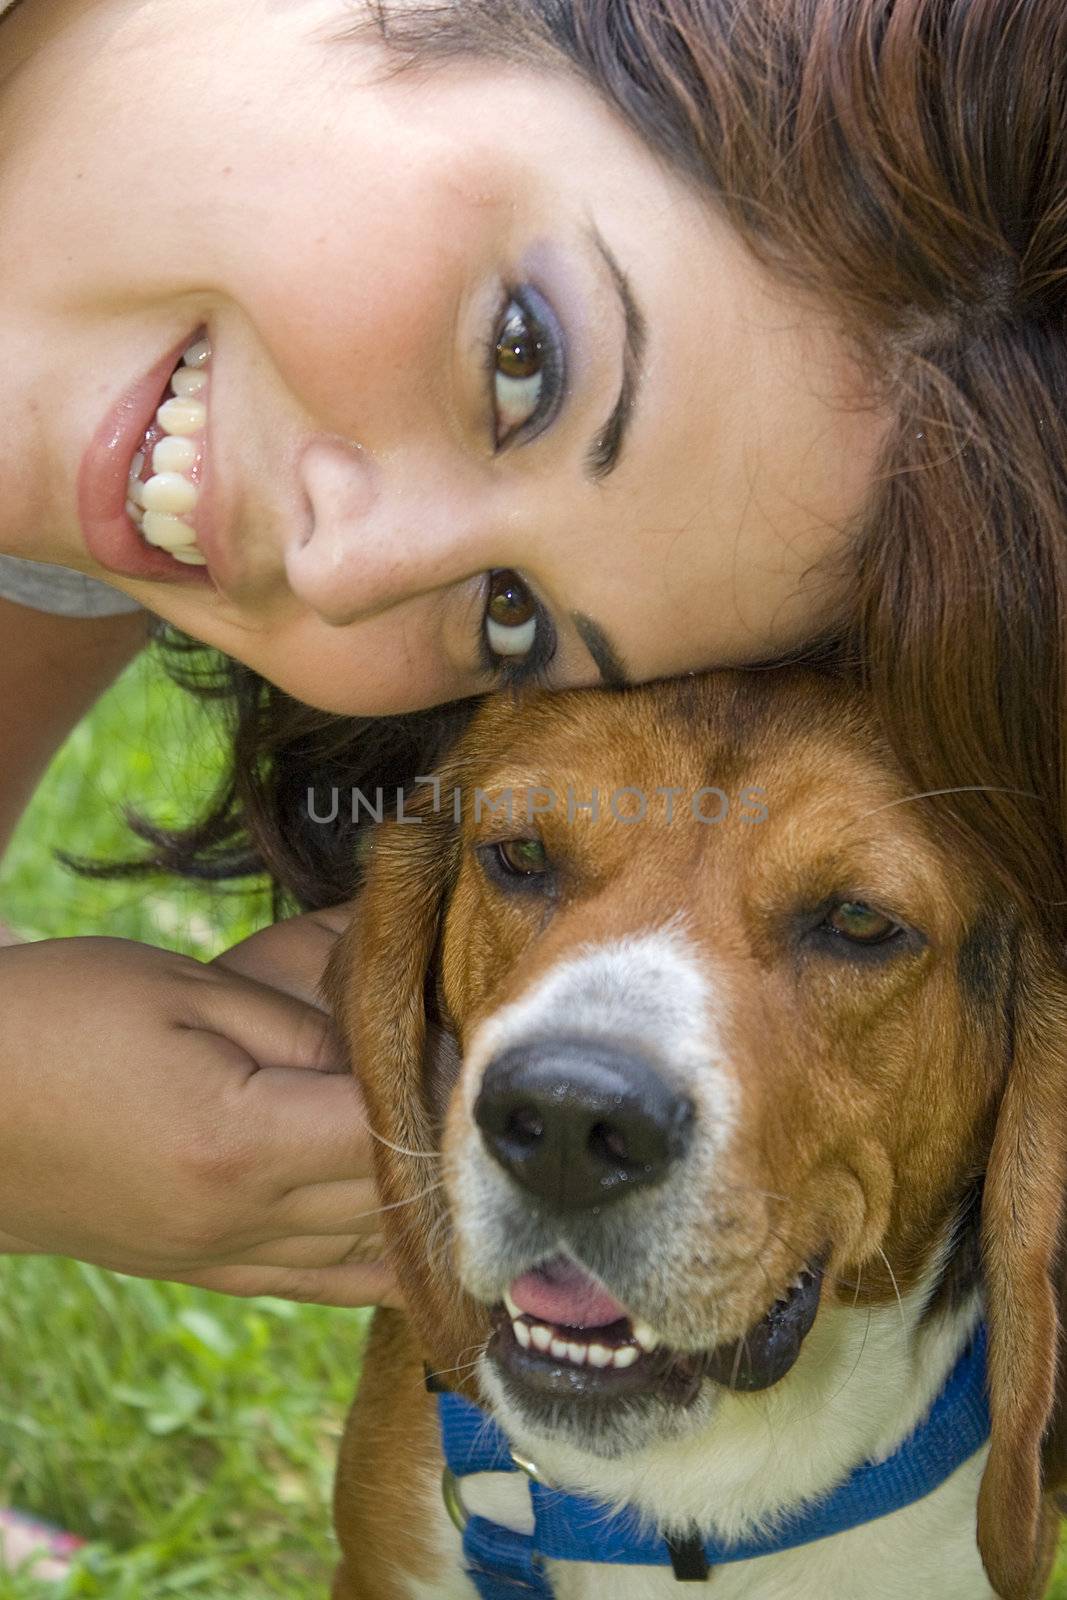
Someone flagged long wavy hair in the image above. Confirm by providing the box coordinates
[119,0,1067,931]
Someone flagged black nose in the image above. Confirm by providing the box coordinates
[473,1036,694,1212]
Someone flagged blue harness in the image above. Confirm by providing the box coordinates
[435,1322,990,1597]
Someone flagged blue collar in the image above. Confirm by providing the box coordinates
[436,1321,990,1597]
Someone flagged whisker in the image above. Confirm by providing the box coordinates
[719,1181,792,1205]
[875,1245,907,1334]
[856,783,1040,820]
[729,1332,748,1391]
[347,1181,445,1224]
[367,1128,440,1160]
[822,1303,876,1413]
[848,1262,864,1311]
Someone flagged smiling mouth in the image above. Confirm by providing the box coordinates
[125,332,212,567]
[488,1254,825,1409]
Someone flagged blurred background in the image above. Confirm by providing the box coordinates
[0,648,369,1599]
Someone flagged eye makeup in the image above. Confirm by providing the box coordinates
[476,569,559,689]
[483,282,568,450]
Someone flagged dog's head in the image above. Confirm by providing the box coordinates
[328,669,1067,1600]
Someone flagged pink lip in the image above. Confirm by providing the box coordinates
[77,334,221,589]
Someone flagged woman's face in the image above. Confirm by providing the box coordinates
[0,0,889,714]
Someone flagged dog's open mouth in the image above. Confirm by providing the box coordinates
[488,1254,824,1408]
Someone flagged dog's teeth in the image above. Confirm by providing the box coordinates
[631,1320,660,1352]
[503,1290,522,1320]
[512,1319,652,1371]
[512,1319,531,1350]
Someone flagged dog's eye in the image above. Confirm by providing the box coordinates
[494,838,550,878]
[823,902,900,945]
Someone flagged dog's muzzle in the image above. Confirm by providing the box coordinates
[474,1036,695,1212]
[467,1033,824,1434]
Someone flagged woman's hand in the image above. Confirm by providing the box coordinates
[0,929,398,1306]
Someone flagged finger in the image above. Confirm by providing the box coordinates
[308,901,360,937]
[0,1229,48,1255]
[213,914,344,1009]
[178,1259,402,1310]
[233,1069,382,1190]
[269,1177,396,1239]
[188,1229,387,1271]
[187,967,349,1075]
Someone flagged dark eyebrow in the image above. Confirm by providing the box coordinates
[583,224,648,482]
[571,611,629,687]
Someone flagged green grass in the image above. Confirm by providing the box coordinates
[0,649,369,1597]
[3,647,1067,1597]
[0,647,271,952]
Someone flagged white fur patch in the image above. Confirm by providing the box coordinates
[460,920,737,1144]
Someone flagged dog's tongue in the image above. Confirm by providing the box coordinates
[510,1256,627,1328]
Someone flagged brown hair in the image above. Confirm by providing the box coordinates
[125,0,1067,931]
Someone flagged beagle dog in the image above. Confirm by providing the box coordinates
[327,669,1067,1600]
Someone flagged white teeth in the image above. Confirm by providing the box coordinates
[631,1321,660,1353]
[157,397,207,437]
[170,366,208,399]
[142,472,199,516]
[503,1289,522,1320]
[152,435,197,475]
[511,1318,648,1371]
[143,511,199,552]
[182,337,212,369]
[127,334,211,565]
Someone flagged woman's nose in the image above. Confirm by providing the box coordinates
[285,436,488,625]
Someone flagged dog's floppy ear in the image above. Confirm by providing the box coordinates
[978,927,1067,1600]
[325,777,488,1388]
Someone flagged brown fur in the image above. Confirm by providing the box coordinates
[327,670,1067,1600]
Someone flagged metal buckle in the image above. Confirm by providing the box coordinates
[509,1448,550,1486]
[441,1467,470,1533]
[443,1449,551,1534]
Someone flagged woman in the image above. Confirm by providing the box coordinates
[1,0,1064,1324]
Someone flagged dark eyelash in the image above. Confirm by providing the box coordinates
[483,283,567,451]
[476,588,559,691]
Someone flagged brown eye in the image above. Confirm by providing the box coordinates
[485,570,538,661]
[488,289,565,446]
[825,902,898,944]
[487,571,535,628]
[496,305,545,380]
[495,838,549,877]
